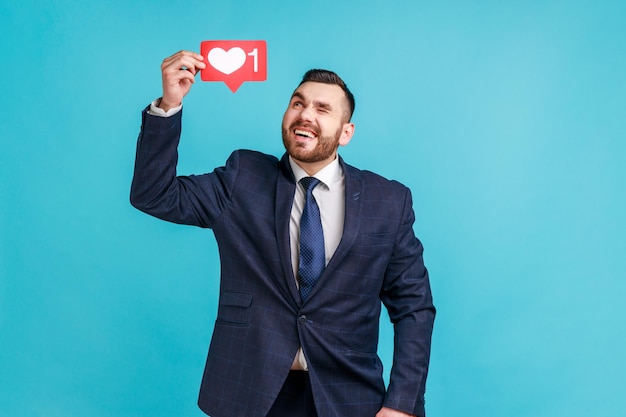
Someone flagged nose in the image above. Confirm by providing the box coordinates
[299,104,315,122]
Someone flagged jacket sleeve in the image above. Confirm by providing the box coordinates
[380,187,436,417]
[130,106,239,228]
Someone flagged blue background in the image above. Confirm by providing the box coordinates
[1,1,625,416]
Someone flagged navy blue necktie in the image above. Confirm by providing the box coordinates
[298,177,325,301]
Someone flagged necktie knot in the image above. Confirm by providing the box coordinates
[300,177,321,193]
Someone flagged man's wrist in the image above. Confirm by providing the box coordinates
[149,98,182,117]
[157,97,181,112]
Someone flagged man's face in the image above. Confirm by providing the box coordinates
[281,81,354,173]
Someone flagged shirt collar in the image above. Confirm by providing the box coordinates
[288,155,343,190]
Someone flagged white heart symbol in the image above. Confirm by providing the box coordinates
[207,47,246,75]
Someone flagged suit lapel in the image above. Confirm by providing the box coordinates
[275,154,302,306]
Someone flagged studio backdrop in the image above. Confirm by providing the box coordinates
[1,1,625,416]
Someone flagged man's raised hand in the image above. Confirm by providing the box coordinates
[159,50,206,111]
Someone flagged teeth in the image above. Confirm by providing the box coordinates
[294,129,315,138]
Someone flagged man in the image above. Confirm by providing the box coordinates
[131,50,435,417]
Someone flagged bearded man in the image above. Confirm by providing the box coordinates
[131,50,435,417]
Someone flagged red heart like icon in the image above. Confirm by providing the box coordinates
[200,40,267,92]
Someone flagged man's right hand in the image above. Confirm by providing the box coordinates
[158,50,206,112]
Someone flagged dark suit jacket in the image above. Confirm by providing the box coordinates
[130,108,435,417]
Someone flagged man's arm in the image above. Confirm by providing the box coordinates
[379,187,436,417]
[130,51,238,228]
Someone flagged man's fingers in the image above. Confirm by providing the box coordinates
[164,69,196,88]
[162,51,205,74]
[162,50,201,65]
[159,50,206,111]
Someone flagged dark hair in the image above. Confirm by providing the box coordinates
[299,69,355,121]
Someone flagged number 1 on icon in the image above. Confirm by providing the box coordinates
[248,48,258,72]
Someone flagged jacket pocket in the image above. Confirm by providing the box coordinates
[356,232,394,247]
[217,291,253,326]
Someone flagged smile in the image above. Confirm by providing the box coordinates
[294,128,317,139]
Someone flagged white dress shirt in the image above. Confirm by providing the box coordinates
[148,100,182,117]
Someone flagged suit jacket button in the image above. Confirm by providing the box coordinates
[298,315,307,324]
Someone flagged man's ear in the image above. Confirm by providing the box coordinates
[339,122,355,146]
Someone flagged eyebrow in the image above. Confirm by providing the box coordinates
[291,92,334,112]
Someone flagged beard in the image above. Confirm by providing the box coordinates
[281,123,343,164]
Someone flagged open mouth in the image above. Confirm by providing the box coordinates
[294,128,317,139]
